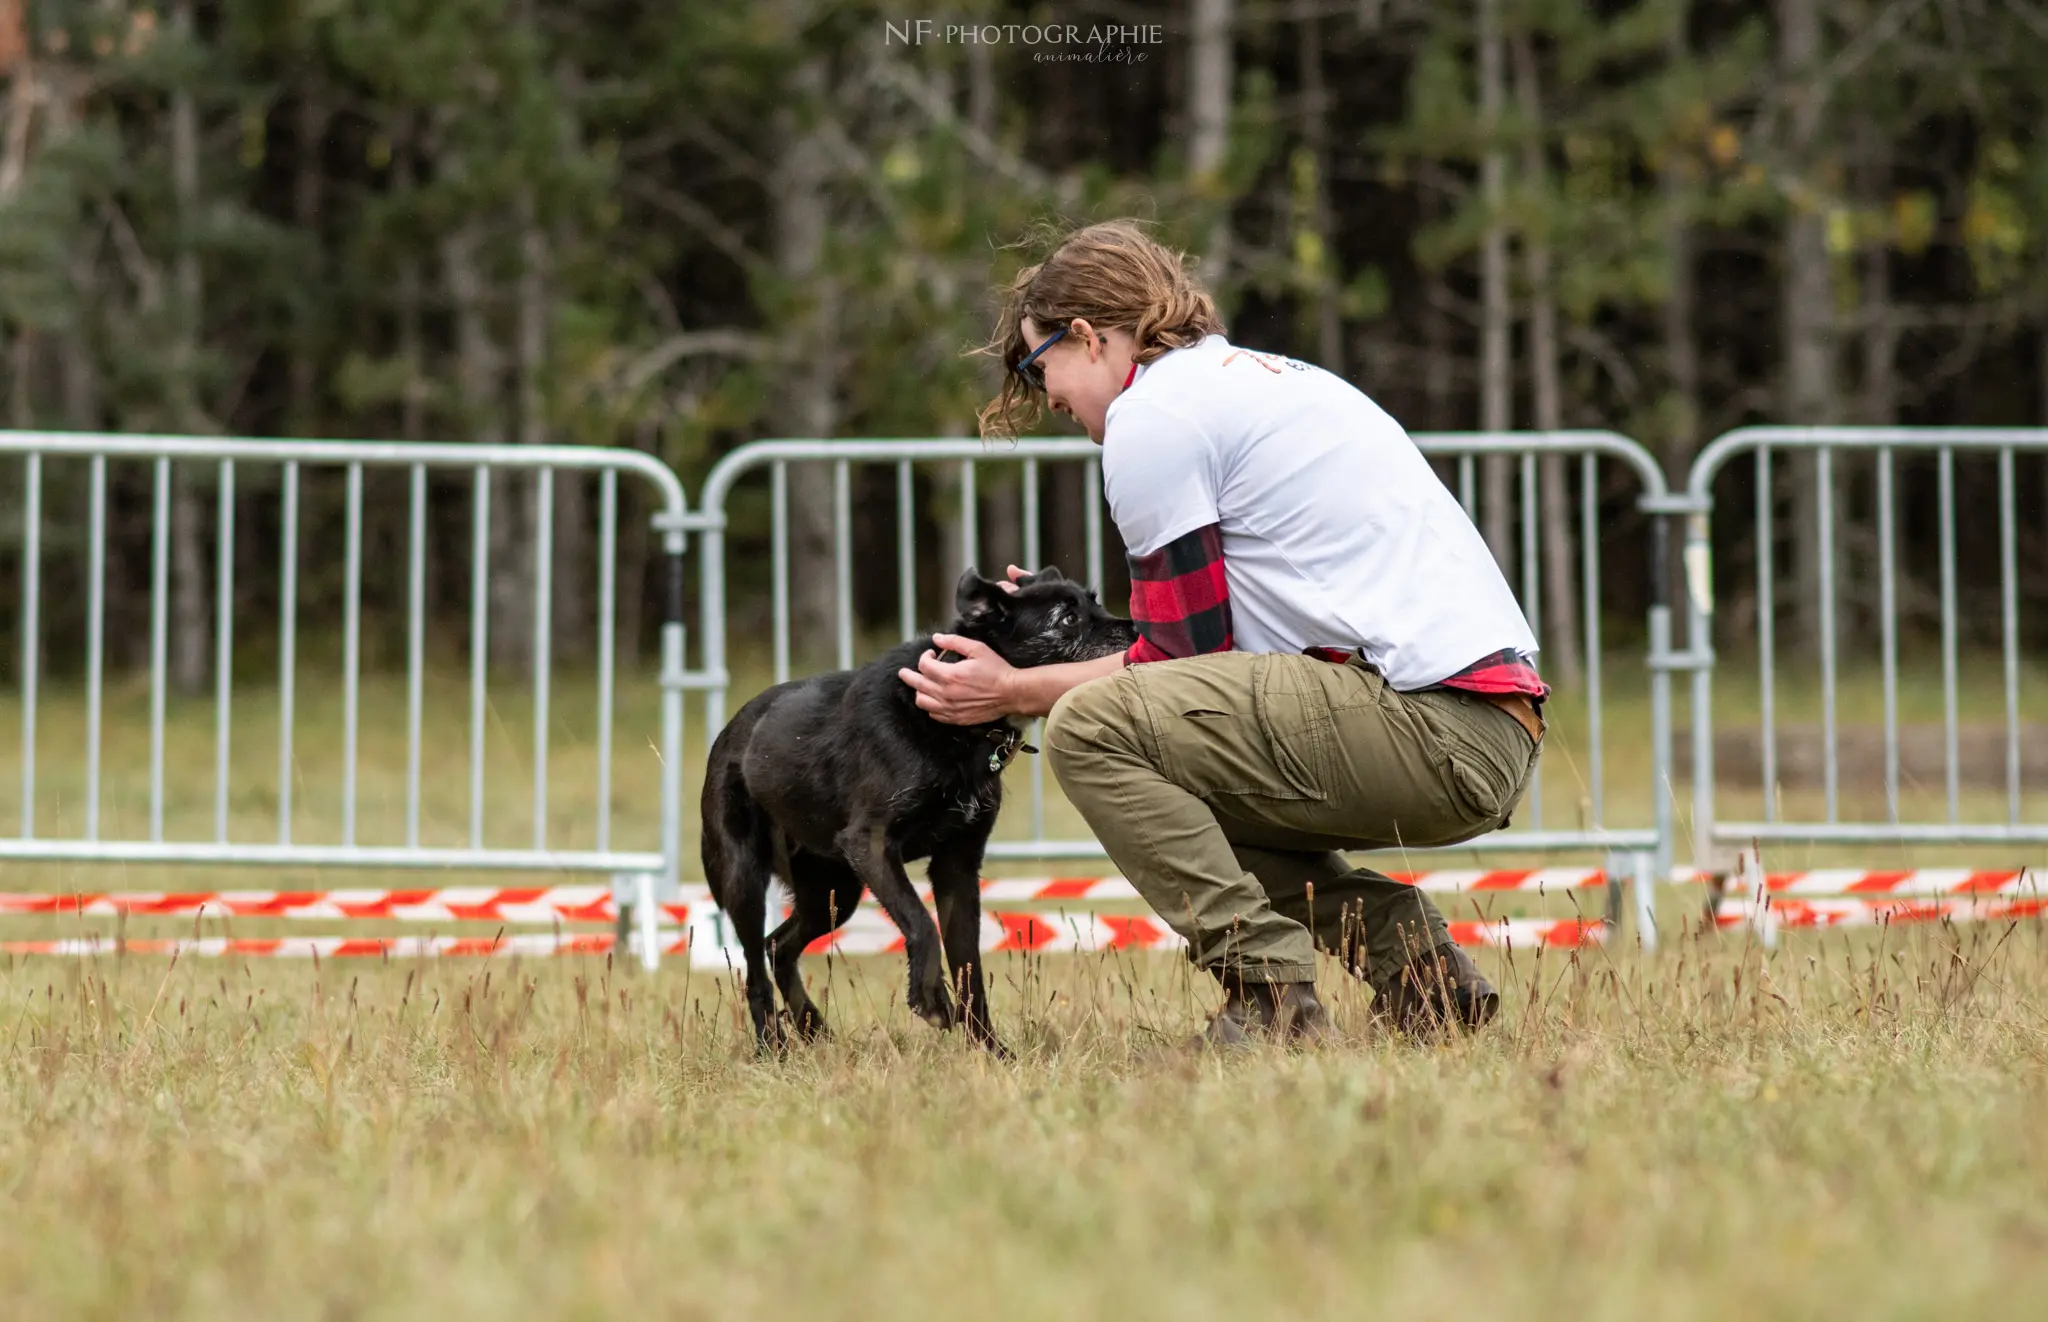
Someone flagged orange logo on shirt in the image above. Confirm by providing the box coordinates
[1222,350,1285,373]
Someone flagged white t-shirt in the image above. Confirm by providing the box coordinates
[1102,334,1539,691]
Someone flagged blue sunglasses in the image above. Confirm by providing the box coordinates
[1013,325,1069,392]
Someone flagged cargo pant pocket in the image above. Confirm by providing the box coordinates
[1250,653,1334,801]
[1407,690,1528,824]
[1139,653,1334,802]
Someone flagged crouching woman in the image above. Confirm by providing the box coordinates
[898,220,1546,1044]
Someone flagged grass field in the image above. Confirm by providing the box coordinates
[2,648,2046,1317]
[5,924,2048,1318]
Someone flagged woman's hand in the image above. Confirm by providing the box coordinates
[899,634,1018,725]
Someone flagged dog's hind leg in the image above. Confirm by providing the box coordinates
[835,821,955,1031]
[702,791,785,1052]
[931,835,1005,1054]
[729,880,786,1052]
[768,851,863,1040]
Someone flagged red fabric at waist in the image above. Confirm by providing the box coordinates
[1304,646,1550,702]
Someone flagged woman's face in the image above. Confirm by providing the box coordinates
[1021,316,1136,445]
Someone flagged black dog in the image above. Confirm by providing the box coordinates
[700,567,1136,1052]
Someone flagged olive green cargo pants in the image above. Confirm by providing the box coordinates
[1044,651,1541,985]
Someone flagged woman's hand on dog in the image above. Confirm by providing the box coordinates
[900,634,1018,724]
[899,566,1028,724]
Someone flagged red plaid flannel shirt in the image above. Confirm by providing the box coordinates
[1125,523,1549,700]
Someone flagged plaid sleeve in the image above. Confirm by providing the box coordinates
[1124,523,1232,665]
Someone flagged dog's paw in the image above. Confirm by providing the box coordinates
[752,1009,794,1055]
[909,984,959,1030]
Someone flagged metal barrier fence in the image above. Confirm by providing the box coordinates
[42,425,2038,969]
[693,432,1681,944]
[0,432,695,968]
[1680,427,2048,872]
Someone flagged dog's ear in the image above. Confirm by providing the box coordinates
[1018,565,1066,586]
[954,568,1012,625]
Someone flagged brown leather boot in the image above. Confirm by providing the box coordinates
[1372,942,1499,1036]
[1197,978,1331,1048]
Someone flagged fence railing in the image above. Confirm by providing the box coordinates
[693,431,1681,943]
[0,432,696,967]
[11,424,2039,970]
[1679,427,2048,872]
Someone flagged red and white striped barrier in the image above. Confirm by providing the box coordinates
[1737,868,2038,898]
[938,869,1605,899]
[0,869,1607,927]
[1714,897,2048,933]
[1450,917,1605,949]
[15,869,2037,948]
[692,869,1600,905]
[0,912,1604,962]
[785,909,1174,958]
[0,886,672,925]
[1679,867,2040,897]
[0,933,667,962]
[1704,864,2046,938]
[778,910,1602,957]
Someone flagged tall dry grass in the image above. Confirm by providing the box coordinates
[2,645,2045,1315]
[3,920,2047,1319]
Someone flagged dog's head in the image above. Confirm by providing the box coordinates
[951,566,1138,668]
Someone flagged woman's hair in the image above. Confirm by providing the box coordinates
[974,219,1224,440]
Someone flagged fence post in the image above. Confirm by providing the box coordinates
[654,511,692,949]
[1638,491,1720,937]
[1684,507,1716,879]
[1642,498,1677,943]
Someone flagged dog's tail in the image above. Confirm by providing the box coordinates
[700,755,775,914]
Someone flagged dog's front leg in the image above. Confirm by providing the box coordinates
[931,842,1005,1055]
[836,823,955,1030]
